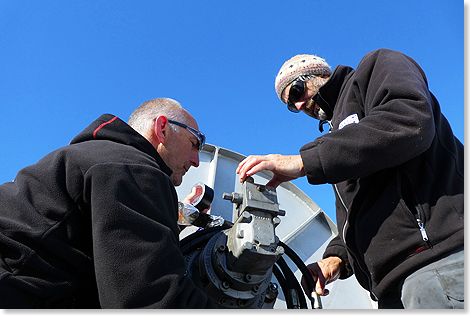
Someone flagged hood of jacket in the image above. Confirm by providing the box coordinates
[70,114,173,177]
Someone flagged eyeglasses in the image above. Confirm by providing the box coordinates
[167,119,206,151]
[287,77,307,113]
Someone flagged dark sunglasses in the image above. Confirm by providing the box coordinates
[167,119,206,151]
[287,78,307,113]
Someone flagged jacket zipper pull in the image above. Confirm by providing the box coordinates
[417,218,428,242]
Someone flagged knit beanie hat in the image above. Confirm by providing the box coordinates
[275,54,332,101]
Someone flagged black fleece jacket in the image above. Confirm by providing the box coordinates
[0,114,217,308]
[299,49,464,300]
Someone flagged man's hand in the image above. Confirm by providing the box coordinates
[301,256,344,297]
[236,154,305,187]
[181,186,197,205]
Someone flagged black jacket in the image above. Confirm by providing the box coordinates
[0,114,216,308]
[299,49,464,300]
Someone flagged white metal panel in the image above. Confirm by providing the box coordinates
[176,144,375,309]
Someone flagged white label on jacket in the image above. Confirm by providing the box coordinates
[338,113,359,130]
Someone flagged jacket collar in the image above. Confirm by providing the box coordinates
[70,114,173,177]
[313,65,355,120]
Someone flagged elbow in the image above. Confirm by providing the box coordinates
[410,119,435,154]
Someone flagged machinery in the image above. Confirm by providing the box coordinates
[176,144,376,309]
[180,177,320,309]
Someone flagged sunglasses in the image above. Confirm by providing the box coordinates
[167,119,206,151]
[287,78,307,113]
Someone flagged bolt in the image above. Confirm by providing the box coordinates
[240,211,251,223]
[265,282,279,302]
[223,192,243,204]
[244,242,253,250]
[267,282,278,293]
[244,274,252,282]
[257,185,265,192]
[217,244,226,253]
[222,281,230,290]
[244,176,254,183]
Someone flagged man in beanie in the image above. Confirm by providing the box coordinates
[236,49,463,309]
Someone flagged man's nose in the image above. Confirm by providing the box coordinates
[190,149,200,167]
[295,101,304,111]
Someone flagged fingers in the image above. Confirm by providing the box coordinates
[237,154,305,185]
[315,277,326,296]
[181,186,197,204]
[305,262,328,296]
[236,155,271,183]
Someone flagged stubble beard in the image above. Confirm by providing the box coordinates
[304,97,329,120]
[303,77,330,120]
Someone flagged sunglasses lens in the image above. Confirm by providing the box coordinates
[287,79,305,113]
[289,80,305,102]
[198,132,206,151]
[287,102,300,113]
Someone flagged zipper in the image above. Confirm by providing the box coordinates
[415,206,429,242]
[401,171,431,245]
[329,120,379,300]
[334,183,378,301]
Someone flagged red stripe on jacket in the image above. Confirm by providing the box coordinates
[93,116,119,139]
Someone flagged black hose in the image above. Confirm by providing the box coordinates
[278,241,318,308]
[180,225,229,248]
[276,256,307,309]
[179,227,313,309]
[179,226,230,255]
[272,264,287,299]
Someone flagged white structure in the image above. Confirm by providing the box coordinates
[176,144,377,309]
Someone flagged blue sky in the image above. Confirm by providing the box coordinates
[0,1,464,223]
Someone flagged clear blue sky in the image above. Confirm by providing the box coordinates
[0,1,464,223]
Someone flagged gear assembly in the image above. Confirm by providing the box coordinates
[178,177,322,309]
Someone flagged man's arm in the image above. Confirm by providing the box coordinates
[84,162,217,308]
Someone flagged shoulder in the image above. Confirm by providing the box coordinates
[359,49,421,71]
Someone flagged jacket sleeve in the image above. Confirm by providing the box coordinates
[83,162,217,308]
[322,235,353,280]
[300,49,436,184]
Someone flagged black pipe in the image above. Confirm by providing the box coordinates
[179,227,312,309]
[180,227,229,255]
[272,264,287,300]
[180,225,230,251]
[278,241,318,308]
[275,256,307,309]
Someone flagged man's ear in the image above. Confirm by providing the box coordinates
[154,115,169,145]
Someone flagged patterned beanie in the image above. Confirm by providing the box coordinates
[275,54,332,102]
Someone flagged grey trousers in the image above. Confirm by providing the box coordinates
[401,247,464,308]
[379,247,464,309]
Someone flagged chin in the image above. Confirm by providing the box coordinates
[317,108,329,121]
[170,176,183,186]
